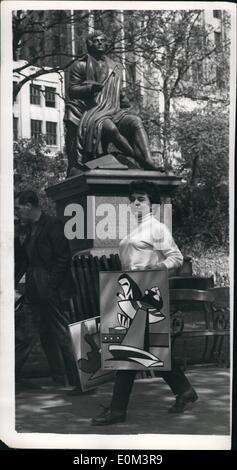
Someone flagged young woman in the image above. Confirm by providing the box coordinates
[92,180,198,425]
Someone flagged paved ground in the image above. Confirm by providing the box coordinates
[15,366,230,436]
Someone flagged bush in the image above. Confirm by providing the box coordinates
[177,240,229,287]
[172,105,229,248]
[14,137,67,214]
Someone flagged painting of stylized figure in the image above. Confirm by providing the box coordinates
[100,270,171,370]
[69,317,115,391]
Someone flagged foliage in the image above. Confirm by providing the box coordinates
[13,10,98,101]
[178,242,229,287]
[171,104,229,248]
[14,137,67,214]
[121,10,230,168]
[13,10,115,98]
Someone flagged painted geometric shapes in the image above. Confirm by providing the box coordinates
[68,316,115,391]
[100,270,171,370]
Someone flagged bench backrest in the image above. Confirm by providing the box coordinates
[69,255,218,322]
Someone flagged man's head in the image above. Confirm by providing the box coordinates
[15,190,41,223]
[86,30,107,56]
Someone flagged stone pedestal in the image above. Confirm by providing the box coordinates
[46,169,182,257]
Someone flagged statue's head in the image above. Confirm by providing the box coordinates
[86,30,107,55]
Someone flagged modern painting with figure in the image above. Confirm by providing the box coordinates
[100,269,170,371]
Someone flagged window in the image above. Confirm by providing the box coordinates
[214,31,221,49]
[31,119,42,139]
[45,87,56,108]
[13,117,18,141]
[192,62,203,83]
[213,10,221,19]
[216,66,224,89]
[127,62,136,85]
[13,81,17,102]
[46,121,57,145]
[30,84,41,105]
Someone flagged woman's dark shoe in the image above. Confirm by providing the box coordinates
[91,406,126,426]
[168,388,198,413]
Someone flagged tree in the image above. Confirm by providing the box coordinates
[94,9,229,169]
[14,137,67,213]
[172,103,229,247]
[13,9,116,99]
[13,9,90,99]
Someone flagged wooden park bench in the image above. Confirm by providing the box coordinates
[170,287,230,369]
[69,253,214,321]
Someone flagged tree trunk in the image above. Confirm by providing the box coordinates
[163,84,171,170]
[191,154,199,186]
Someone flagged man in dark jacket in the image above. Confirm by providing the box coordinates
[15,190,78,387]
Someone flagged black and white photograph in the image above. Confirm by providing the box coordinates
[0,1,235,451]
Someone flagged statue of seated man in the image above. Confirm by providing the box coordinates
[64,30,163,176]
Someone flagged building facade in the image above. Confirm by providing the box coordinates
[13,61,65,154]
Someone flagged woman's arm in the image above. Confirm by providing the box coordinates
[153,222,183,272]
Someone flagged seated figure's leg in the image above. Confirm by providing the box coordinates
[65,121,78,169]
[65,121,85,176]
[118,115,163,170]
[101,119,135,158]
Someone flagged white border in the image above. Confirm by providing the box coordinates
[0,0,235,450]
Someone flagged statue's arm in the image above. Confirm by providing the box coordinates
[68,60,96,100]
[112,61,131,109]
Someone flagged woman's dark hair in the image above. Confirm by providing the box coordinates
[17,190,39,207]
[128,180,161,205]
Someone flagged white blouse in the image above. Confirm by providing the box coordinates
[119,213,183,272]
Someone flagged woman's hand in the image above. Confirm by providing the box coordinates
[157,262,167,270]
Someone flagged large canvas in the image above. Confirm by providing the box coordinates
[68,316,115,391]
[100,270,171,370]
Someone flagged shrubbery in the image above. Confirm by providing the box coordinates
[141,102,229,249]
[172,105,229,249]
[14,136,67,214]
[178,241,229,286]
[141,102,230,285]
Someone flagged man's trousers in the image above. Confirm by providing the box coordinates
[15,291,79,387]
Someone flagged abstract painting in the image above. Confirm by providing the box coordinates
[68,316,115,391]
[100,270,171,370]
